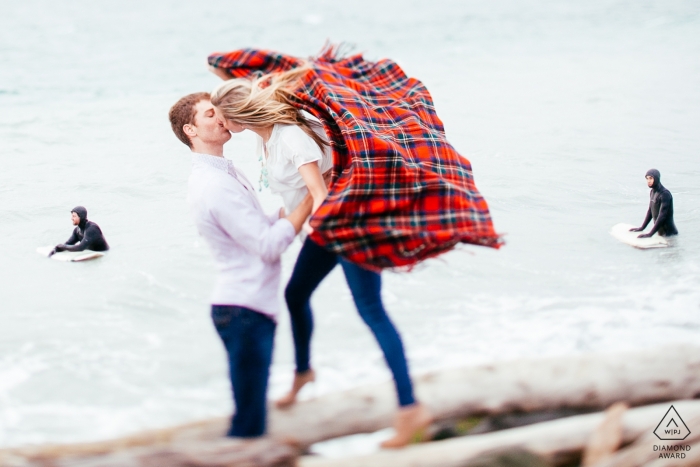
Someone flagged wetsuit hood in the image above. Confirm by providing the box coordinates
[645,169,661,190]
[71,206,88,228]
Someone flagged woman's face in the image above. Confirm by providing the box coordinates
[214,107,246,133]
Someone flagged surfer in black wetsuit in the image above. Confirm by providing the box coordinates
[629,169,678,238]
[49,206,109,256]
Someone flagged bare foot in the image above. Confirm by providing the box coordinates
[275,369,316,409]
[380,403,433,449]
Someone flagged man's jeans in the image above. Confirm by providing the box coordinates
[211,305,276,437]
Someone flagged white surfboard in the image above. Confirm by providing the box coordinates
[610,223,669,249]
[36,246,105,262]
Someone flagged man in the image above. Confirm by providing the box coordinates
[168,92,312,438]
[50,206,109,256]
[630,169,678,238]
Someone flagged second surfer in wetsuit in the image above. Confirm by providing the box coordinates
[50,206,109,256]
[629,169,678,238]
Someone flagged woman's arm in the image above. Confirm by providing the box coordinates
[298,162,328,214]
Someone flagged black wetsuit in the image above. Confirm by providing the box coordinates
[638,169,678,237]
[54,206,110,252]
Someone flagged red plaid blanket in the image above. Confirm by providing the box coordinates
[208,46,502,270]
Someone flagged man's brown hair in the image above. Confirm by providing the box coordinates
[168,92,211,148]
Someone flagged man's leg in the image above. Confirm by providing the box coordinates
[211,305,276,437]
[277,238,338,408]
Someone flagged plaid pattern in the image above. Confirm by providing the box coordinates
[209,46,502,270]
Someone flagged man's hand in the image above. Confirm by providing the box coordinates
[53,244,66,253]
[629,227,643,232]
[637,233,653,238]
[48,248,58,257]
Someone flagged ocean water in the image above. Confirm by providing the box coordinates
[1,0,699,448]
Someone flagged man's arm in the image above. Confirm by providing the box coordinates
[630,206,652,232]
[267,207,285,224]
[639,192,671,238]
[213,186,312,263]
[51,228,81,254]
[60,225,101,252]
[64,229,79,246]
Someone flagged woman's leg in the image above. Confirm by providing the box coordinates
[339,260,432,448]
[339,259,415,407]
[278,238,338,407]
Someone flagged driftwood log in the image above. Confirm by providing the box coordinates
[2,345,699,465]
[0,438,298,467]
[280,344,700,445]
[294,344,700,445]
[299,400,700,467]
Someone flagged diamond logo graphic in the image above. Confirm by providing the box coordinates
[654,405,691,440]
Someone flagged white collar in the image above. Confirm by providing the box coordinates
[191,153,233,172]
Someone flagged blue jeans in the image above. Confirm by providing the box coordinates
[211,305,276,437]
[284,238,416,407]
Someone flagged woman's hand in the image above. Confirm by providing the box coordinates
[302,220,314,235]
[208,65,232,81]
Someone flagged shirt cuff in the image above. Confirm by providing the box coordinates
[267,207,283,224]
[275,217,296,243]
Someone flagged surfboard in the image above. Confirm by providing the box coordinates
[36,246,105,262]
[610,223,669,249]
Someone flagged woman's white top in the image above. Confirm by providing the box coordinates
[263,123,333,214]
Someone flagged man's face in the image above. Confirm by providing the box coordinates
[71,212,80,225]
[187,100,232,146]
[646,175,654,187]
[213,107,246,134]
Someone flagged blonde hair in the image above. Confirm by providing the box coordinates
[210,66,328,153]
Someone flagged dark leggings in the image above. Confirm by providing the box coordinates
[284,238,415,407]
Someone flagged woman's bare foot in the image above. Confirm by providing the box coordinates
[275,369,316,409]
[380,403,433,449]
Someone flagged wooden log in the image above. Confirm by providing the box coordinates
[271,344,700,446]
[0,418,230,466]
[0,438,298,467]
[2,345,699,462]
[298,401,700,467]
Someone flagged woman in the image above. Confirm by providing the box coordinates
[210,70,432,449]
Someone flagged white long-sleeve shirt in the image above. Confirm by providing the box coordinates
[187,153,295,318]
